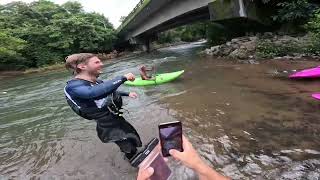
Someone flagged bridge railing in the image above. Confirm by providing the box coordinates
[117,0,151,33]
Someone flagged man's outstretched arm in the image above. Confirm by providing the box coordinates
[68,76,127,100]
[67,73,135,100]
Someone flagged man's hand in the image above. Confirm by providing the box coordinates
[129,92,138,98]
[169,135,205,171]
[124,73,135,81]
[169,136,230,180]
[136,167,154,180]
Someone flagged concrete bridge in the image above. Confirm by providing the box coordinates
[116,0,269,51]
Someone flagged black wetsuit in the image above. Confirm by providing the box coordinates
[64,76,142,159]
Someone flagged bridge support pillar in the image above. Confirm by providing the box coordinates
[141,38,150,52]
[130,37,152,52]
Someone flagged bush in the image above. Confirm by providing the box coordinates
[181,31,194,42]
[306,9,320,54]
[273,0,317,24]
[256,39,302,58]
[307,9,320,35]
[157,30,176,44]
[157,22,206,44]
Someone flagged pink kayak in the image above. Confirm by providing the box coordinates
[312,93,320,100]
[289,66,320,79]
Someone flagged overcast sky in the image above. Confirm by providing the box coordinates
[0,0,140,28]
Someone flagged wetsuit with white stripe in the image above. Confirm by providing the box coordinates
[64,76,128,118]
[64,76,142,159]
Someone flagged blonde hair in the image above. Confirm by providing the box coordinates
[65,53,95,74]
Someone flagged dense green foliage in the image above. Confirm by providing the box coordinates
[157,22,232,46]
[256,39,302,58]
[179,23,206,42]
[271,0,318,33]
[256,3,320,59]
[157,22,206,44]
[306,9,320,54]
[206,23,232,46]
[0,31,27,69]
[307,9,320,36]
[273,0,317,24]
[157,21,241,46]
[255,0,320,58]
[0,0,116,70]
[256,34,320,58]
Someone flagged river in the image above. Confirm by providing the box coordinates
[0,42,319,179]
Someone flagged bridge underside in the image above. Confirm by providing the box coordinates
[140,6,210,38]
[116,0,272,51]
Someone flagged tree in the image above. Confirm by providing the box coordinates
[120,16,127,23]
[308,9,320,35]
[157,22,207,43]
[62,1,83,14]
[273,0,317,24]
[0,0,117,70]
[0,31,28,70]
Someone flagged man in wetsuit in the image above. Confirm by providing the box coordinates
[64,53,142,160]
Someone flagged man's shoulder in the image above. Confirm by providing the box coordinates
[66,79,91,89]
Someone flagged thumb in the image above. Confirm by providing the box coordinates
[169,149,182,159]
[140,167,154,180]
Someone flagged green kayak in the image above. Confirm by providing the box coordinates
[124,70,184,86]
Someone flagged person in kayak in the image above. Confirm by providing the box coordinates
[139,65,155,80]
[64,53,142,161]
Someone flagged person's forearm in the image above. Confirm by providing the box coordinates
[195,161,230,180]
[141,74,149,80]
[71,76,127,99]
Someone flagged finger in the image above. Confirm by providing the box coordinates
[169,149,181,159]
[182,135,187,142]
[139,167,154,180]
[163,157,169,162]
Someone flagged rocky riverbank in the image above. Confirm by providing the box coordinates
[97,41,191,60]
[98,50,134,60]
[201,32,320,63]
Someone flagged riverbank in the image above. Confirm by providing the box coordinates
[201,32,320,63]
[0,51,135,80]
[0,66,63,80]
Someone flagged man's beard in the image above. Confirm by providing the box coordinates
[89,70,102,78]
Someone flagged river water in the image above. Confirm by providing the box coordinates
[0,42,320,179]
